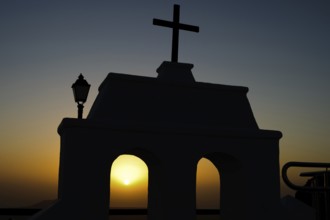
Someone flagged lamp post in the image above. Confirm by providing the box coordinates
[72,73,90,119]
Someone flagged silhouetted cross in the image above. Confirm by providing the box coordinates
[153,4,199,63]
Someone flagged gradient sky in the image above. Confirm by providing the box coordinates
[0,0,329,208]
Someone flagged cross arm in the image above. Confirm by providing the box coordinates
[178,23,199,33]
[153,19,173,28]
[153,19,199,33]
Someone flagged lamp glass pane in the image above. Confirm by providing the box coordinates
[72,86,90,103]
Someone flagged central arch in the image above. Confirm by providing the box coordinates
[106,148,163,219]
[110,154,148,209]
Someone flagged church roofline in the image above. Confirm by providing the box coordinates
[99,72,249,94]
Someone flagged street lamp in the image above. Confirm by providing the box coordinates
[72,73,90,119]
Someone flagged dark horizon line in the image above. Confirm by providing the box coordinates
[0,208,220,215]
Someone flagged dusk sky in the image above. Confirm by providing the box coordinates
[1,0,329,208]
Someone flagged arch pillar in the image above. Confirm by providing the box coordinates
[148,154,197,220]
[58,131,115,220]
[220,164,247,220]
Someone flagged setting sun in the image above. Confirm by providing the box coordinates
[111,155,148,186]
[110,155,148,208]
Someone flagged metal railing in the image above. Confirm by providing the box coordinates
[282,161,330,220]
[282,162,330,191]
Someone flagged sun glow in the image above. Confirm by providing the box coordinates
[111,155,147,186]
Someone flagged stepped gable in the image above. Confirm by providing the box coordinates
[87,62,259,130]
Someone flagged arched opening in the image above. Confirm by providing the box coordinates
[196,158,220,210]
[109,154,148,209]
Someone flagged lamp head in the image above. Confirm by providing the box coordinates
[72,73,90,104]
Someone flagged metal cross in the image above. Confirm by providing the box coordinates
[153,4,199,62]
